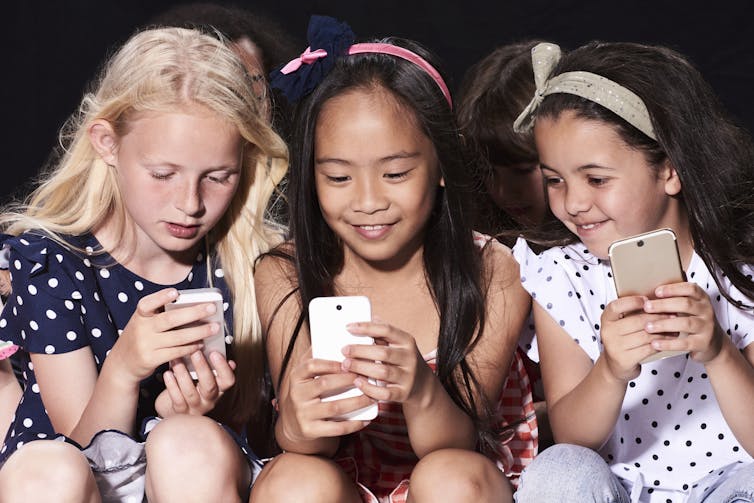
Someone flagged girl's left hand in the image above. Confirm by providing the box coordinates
[154,351,236,418]
[340,321,434,406]
[642,282,724,364]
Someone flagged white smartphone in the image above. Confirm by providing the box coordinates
[308,295,378,421]
[164,287,227,379]
[608,228,688,363]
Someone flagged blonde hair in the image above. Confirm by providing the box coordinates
[1,27,288,428]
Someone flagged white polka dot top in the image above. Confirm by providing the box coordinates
[513,238,754,502]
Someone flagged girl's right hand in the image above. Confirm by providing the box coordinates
[599,295,669,381]
[105,288,217,383]
[277,357,375,443]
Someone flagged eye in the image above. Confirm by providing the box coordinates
[384,171,409,181]
[544,175,564,186]
[326,175,350,183]
[588,176,609,187]
[150,171,173,181]
[205,172,234,184]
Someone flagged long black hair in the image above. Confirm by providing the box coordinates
[529,41,754,305]
[272,36,498,450]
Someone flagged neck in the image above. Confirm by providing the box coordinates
[336,245,427,295]
[93,218,199,285]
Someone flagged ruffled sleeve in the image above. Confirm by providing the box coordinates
[0,233,89,354]
[514,239,607,362]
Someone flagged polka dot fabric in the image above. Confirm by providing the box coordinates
[513,238,754,502]
[0,233,253,467]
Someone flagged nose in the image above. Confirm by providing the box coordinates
[351,177,388,214]
[563,184,591,216]
[174,178,205,217]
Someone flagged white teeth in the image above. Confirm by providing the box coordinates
[581,223,597,229]
[360,225,384,230]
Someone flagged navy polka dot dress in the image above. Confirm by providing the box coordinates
[513,238,754,502]
[0,232,255,468]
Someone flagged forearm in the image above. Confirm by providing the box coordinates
[705,338,754,455]
[0,361,21,439]
[68,361,139,445]
[274,418,340,457]
[548,355,627,449]
[403,378,477,458]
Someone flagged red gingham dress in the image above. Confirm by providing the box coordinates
[334,347,538,503]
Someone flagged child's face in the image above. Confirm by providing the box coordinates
[535,110,683,259]
[314,88,442,268]
[486,162,546,227]
[109,106,243,262]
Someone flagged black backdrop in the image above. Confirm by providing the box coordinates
[5,0,753,203]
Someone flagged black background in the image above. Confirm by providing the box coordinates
[5,1,753,203]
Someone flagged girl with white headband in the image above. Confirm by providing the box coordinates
[512,41,754,502]
[252,15,534,503]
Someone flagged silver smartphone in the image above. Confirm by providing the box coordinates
[308,296,378,421]
[164,287,226,379]
[608,228,688,363]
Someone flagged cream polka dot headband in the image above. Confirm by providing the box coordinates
[513,42,657,141]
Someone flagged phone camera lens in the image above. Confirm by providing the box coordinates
[637,240,644,247]
[336,304,342,310]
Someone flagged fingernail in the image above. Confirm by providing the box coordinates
[644,301,652,311]
[206,303,217,313]
[342,358,352,370]
[646,322,654,332]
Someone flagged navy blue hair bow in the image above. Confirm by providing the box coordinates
[270,15,355,102]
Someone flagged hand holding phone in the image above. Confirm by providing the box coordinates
[608,228,688,363]
[164,287,227,379]
[308,296,378,421]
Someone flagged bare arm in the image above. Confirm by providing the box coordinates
[256,254,371,456]
[534,302,625,448]
[0,359,22,441]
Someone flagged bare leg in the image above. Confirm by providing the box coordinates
[250,452,362,503]
[145,415,250,503]
[0,440,101,503]
[408,449,512,503]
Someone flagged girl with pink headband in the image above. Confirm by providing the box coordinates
[252,15,536,503]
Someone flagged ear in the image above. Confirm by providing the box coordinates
[439,176,445,187]
[88,119,119,166]
[660,160,681,196]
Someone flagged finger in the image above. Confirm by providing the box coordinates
[294,359,348,381]
[191,352,221,399]
[156,343,206,366]
[342,358,395,383]
[309,372,366,400]
[137,288,179,317]
[650,333,691,352]
[159,302,219,333]
[162,369,189,413]
[354,377,393,401]
[208,352,236,391]
[317,392,376,421]
[655,282,703,299]
[609,313,668,337]
[644,296,701,318]
[172,357,203,404]
[165,321,221,348]
[645,315,703,335]
[603,296,647,322]
[346,321,409,345]
[342,343,396,364]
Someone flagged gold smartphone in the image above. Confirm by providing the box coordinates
[608,228,688,363]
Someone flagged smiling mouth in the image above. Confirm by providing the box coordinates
[358,225,386,230]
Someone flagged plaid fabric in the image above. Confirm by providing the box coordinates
[335,349,538,502]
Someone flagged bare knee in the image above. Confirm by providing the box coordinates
[250,453,360,503]
[409,449,511,503]
[0,440,100,503]
[146,415,247,501]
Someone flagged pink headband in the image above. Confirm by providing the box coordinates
[280,42,453,108]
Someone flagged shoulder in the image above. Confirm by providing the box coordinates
[254,242,300,322]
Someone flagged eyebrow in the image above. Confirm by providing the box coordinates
[315,151,421,166]
[539,162,617,173]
